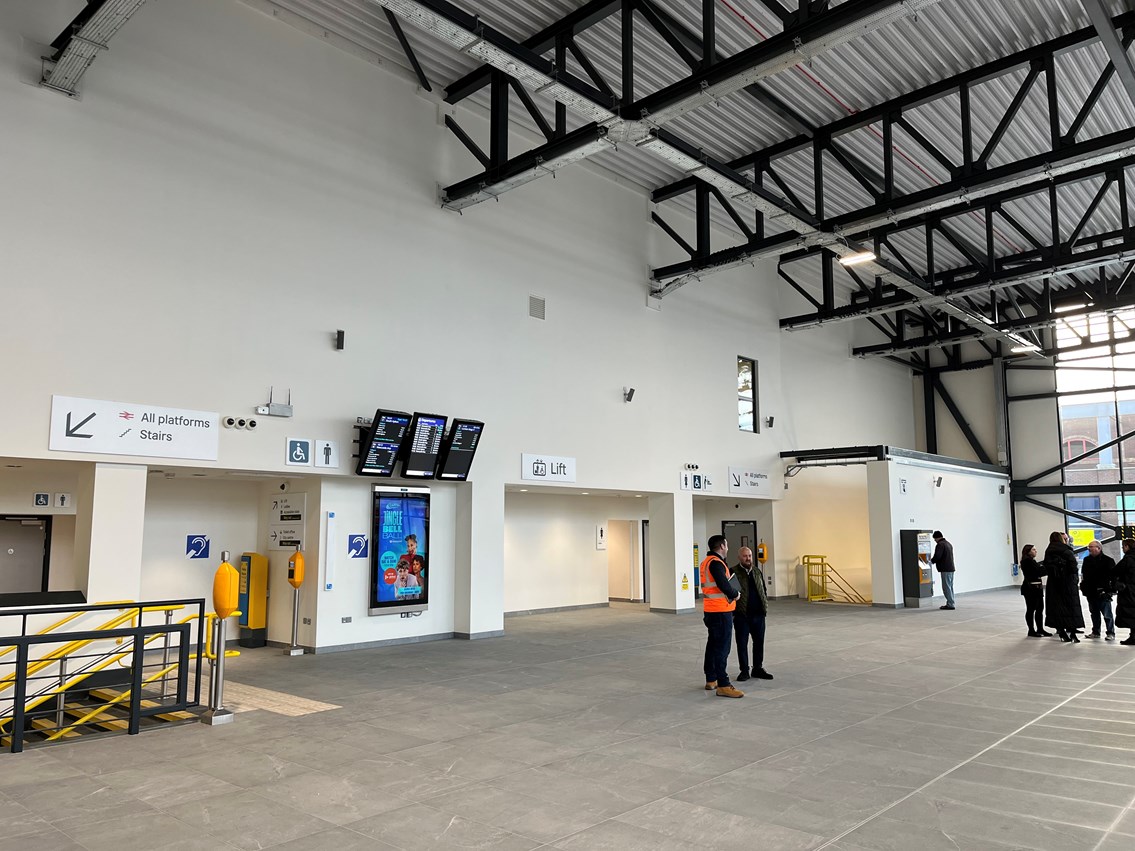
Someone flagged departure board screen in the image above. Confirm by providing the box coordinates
[401,413,448,478]
[355,410,411,476]
[436,420,484,481]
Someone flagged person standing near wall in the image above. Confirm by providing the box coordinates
[700,535,743,698]
[733,546,773,683]
[1115,538,1135,646]
[931,531,956,610]
[1045,531,1085,643]
[1019,544,1050,638]
[1080,539,1116,640]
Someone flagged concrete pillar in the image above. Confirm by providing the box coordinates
[648,491,695,614]
[866,460,901,607]
[454,476,505,639]
[73,463,148,603]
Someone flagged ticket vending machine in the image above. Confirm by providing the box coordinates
[238,552,268,647]
[900,530,935,608]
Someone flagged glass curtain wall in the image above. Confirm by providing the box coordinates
[1055,309,1135,560]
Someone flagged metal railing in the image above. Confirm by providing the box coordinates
[0,599,206,753]
[803,556,871,605]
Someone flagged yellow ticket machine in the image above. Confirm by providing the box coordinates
[238,552,268,647]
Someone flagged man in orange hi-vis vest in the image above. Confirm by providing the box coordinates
[700,535,744,698]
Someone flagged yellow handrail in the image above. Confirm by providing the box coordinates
[44,660,182,742]
[1,610,201,730]
[0,605,189,695]
[0,600,136,662]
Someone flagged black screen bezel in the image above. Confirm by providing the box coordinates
[355,409,412,477]
[399,412,449,479]
[434,419,485,482]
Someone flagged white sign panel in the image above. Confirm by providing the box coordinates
[680,472,714,492]
[267,494,306,551]
[596,523,607,550]
[522,453,576,483]
[313,440,340,469]
[727,468,773,497]
[50,396,219,461]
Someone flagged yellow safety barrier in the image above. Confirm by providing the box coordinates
[0,600,136,662]
[802,555,870,605]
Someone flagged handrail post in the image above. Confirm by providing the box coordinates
[11,643,29,754]
[55,656,68,731]
[160,609,173,700]
[201,616,234,726]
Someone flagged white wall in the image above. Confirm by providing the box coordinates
[0,0,919,643]
[504,494,647,613]
[867,459,1014,606]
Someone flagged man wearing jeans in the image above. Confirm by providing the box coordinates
[1081,539,1116,640]
[699,535,743,698]
[932,531,956,610]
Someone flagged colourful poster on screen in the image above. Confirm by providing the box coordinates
[370,488,430,613]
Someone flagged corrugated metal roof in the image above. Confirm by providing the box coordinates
[242,0,1135,306]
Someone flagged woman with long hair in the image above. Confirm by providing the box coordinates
[1019,543,1050,638]
[1044,531,1085,643]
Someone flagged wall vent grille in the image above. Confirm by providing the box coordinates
[529,295,546,320]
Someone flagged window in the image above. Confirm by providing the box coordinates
[1063,437,1098,464]
[1067,496,1101,522]
[738,356,758,433]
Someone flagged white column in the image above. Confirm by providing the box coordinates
[454,476,505,638]
[867,460,901,607]
[73,463,148,603]
[648,491,695,614]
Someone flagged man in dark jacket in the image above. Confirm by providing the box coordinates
[1115,538,1135,645]
[733,546,773,683]
[931,531,956,610]
[1081,539,1116,640]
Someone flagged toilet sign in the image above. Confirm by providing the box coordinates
[596,524,607,550]
[286,438,313,466]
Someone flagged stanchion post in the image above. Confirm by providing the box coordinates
[202,550,237,726]
[285,544,305,657]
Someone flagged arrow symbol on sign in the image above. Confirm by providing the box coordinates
[732,473,741,487]
[270,531,278,541]
[66,412,96,438]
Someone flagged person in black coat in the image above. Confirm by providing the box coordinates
[1080,539,1116,640]
[1115,538,1135,646]
[1044,531,1084,643]
[1019,544,1050,638]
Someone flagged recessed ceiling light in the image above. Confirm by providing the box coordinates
[519,488,528,492]
[581,492,589,495]
[5,464,22,468]
[634,494,643,498]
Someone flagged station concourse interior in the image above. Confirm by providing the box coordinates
[4,1,1135,849]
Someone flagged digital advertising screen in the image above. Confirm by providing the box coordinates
[356,409,412,476]
[369,485,430,615]
[435,419,484,481]
[401,412,448,479]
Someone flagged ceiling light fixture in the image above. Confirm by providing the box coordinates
[838,250,877,266]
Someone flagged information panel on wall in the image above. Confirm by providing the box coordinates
[369,485,430,616]
[401,413,447,478]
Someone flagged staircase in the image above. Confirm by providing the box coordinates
[803,555,871,605]
[1,598,207,752]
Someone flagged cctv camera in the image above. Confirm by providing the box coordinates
[236,418,247,429]
[223,417,236,428]
[246,419,258,430]
[279,482,290,492]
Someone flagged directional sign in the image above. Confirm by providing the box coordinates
[728,467,773,497]
[49,396,219,461]
[186,535,211,560]
[267,493,306,551]
[347,534,369,559]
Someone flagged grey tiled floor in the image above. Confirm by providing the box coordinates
[4,591,1135,849]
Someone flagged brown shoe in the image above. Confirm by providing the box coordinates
[716,685,744,698]
[705,681,717,690]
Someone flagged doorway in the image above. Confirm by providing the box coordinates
[722,520,757,563]
[0,516,52,595]
[607,520,645,602]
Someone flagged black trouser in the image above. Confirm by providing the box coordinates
[1087,594,1115,635]
[703,611,733,687]
[1023,585,1044,633]
[734,612,766,673]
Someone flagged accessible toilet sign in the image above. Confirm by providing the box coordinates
[49,395,220,461]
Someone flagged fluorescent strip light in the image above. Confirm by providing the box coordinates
[1053,301,1089,312]
[838,251,877,266]
[1010,343,1041,353]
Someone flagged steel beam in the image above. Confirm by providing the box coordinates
[41,0,149,97]
[1080,0,1135,111]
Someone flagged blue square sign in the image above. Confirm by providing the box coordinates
[347,534,369,559]
[186,535,210,560]
[34,493,50,507]
[286,438,313,466]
